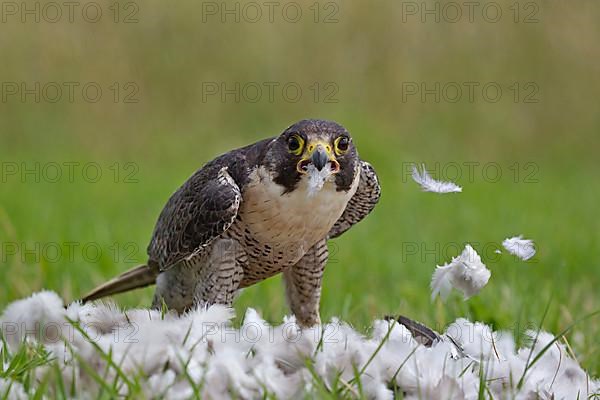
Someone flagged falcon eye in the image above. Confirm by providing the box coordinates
[334,136,350,154]
[287,134,304,155]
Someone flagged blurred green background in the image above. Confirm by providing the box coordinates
[1,0,598,373]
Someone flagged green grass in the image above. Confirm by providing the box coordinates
[1,0,599,395]
[2,154,598,375]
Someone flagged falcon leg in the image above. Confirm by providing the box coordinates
[283,239,328,327]
[193,238,246,308]
[151,238,245,313]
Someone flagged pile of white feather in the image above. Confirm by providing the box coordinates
[1,291,598,399]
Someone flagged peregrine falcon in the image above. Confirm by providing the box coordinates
[82,119,381,326]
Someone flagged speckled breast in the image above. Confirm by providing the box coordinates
[224,167,359,287]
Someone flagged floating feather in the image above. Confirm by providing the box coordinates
[503,235,536,260]
[411,164,462,193]
[431,244,491,301]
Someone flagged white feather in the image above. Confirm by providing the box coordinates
[0,378,27,400]
[430,264,454,301]
[306,163,333,196]
[503,235,536,260]
[411,164,462,193]
[431,244,491,301]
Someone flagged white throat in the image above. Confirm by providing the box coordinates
[305,163,335,196]
[239,166,360,256]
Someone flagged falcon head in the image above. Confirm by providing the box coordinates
[265,119,359,194]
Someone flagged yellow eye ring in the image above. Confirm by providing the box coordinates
[334,136,350,155]
[287,134,304,155]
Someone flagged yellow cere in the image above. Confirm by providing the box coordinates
[306,140,333,156]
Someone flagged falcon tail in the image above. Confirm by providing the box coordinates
[81,264,159,303]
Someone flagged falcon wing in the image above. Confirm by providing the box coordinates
[148,165,242,272]
[328,160,381,239]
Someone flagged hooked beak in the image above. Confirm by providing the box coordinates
[297,141,341,174]
[311,146,329,171]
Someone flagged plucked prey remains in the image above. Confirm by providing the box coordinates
[82,120,381,326]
